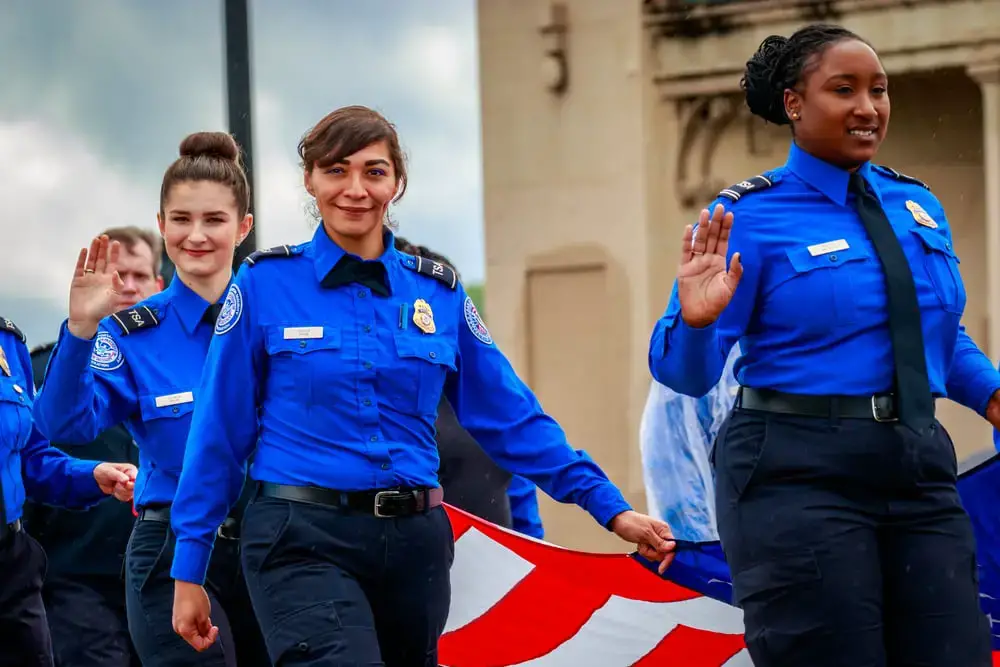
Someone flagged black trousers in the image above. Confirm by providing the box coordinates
[241,494,455,666]
[44,574,140,667]
[0,528,53,667]
[715,407,992,667]
[125,516,271,667]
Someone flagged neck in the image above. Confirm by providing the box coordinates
[325,223,385,260]
[176,268,232,305]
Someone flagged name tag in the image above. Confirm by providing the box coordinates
[283,326,324,340]
[807,239,849,256]
[155,391,193,408]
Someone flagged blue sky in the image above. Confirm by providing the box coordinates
[0,0,483,345]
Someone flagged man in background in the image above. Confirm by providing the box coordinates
[26,225,163,667]
[394,237,544,537]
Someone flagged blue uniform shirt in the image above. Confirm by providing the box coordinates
[650,142,1000,413]
[32,277,229,510]
[170,226,631,584]
[0,320,105,524]
[507,474,544,539]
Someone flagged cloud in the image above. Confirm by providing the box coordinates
[0,118,156,303]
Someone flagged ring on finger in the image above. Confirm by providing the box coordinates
[692,251,704,256]
[84,269,95,273]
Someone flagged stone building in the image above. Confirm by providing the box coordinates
[476,0,1000,551]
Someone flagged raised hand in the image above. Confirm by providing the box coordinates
[676,204,742,328]
[67,235,128,340]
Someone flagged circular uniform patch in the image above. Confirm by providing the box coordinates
[91,331,124,372]
[464,296,492,345]
[215,284,243,335]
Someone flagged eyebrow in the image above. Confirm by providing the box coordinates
[338,157,392,167]
[169,210,230,216]
[826,72,886,82]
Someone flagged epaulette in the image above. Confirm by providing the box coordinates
[717,174,775,202]
[109,305,160,336]
[243,244,302,266]
[0,317,26,344]
[406,255,458,290]
[29,341,55,358]
[873,165,931,190]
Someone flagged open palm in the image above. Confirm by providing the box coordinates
[676,204,743,328]
[67,235,127,340]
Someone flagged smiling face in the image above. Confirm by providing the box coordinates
[157,180,252,280]
[784,38,890,169]
[304,140,400,250]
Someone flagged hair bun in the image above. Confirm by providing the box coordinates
[178,131,241,163]
[741,34,792,126]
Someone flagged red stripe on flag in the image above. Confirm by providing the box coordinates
[992,650,1000,667]
[438,569,611,667]
[632,625,746,667]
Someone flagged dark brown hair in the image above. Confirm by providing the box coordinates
[159,132,250,218]
[298,105,408,206]
[101,225,163,275]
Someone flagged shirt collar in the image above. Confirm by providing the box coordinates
[785,141,881,206]
[167,275,231,335]
[311,223,399,284]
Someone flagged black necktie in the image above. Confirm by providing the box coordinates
[848,172,934,431]
[203,302,223,326]
[321,255,391,297]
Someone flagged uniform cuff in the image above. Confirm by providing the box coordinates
[585,482,633,530]
[66,460,105,508]
[57,319,97,363]
[171,538,214,585]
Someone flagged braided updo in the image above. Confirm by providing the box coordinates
[741,24,868,125]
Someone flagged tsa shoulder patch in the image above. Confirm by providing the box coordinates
[91,331,124,372]
[109,305,160,336]
[0,317,26,344]
[243,244,300,266]
[718,174,775,202]
[215,284,243,335]
[407,256,458,290]
[464,296,492,345]
[873,165,931,190]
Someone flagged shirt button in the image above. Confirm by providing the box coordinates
[429,351,437,359]
[172,407,179,414]
[828,254,838,262]
[363,399,372,406]
[381,463,390,470]
[358,290,368,298]
[364,361,373,370]
[299,341,307,348]
[370,435,378,442]
[364,325,372,333]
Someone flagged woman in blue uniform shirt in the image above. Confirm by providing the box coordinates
[0,317,137,667]
[32,132,269,667]
[169,105,676,667]
[649,23,1000,666]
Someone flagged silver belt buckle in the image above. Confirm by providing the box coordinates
[871,394,898,423]
[373,490,397,518]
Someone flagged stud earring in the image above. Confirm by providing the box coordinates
[791,112,800,120]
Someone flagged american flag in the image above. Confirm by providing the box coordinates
[440,449,1000,666]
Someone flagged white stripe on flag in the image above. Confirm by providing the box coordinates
[444,527,535,633]
[511,594,744,666]
[722,649,754,666]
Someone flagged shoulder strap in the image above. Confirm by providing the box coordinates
[0,317,26,344]
[404,255,458,290]
[717,174,775,202]
[243,244,301,266]
[873,165,931,190]
[109,305,160,336]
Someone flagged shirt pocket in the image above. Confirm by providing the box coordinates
[263,325,343,401]
[386,333,457,416]
[138,392,196,473]
[771,244,871,331]
[909,226,966,315]
[0,378,32,453]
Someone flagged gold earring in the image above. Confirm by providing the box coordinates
[791,112,800,120]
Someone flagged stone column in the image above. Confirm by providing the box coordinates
[968,60,1000,358]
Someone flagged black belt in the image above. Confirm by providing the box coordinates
[737,387,913,423]
[137,505,240,540]
[259,482,444,518]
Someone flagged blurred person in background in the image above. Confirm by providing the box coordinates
[32,132,270,667]
[393,236,544,537]
[0,313,137,667]
[24,225,163,667]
